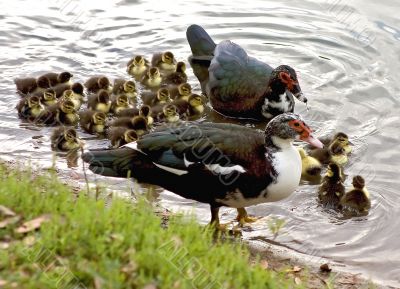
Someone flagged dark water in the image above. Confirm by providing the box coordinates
[0,0,399,287]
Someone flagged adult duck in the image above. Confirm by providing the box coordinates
[83,113,322,227]
[186,24,307,121]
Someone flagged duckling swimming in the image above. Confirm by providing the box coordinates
[108,127,138,148]
[79,110,106,134]
[85,76,111,93]
[340,176,371,214]
[298,148,322,179]
[16,95,45,121]
[309,138,348,166]
[51,127,82,151]
[87,90,111,113]
[112,79,137,101]
[33,89,57,106]
[51,82,84,98]
[151,51,177,73]
[318,163,345,208]
[142,88,171,106]
[141,67,162,89]
[60,89,83,110]
[110,116,149,136]
[168,83,192,101]
[111,94,131,115]
[14,76,51,95]
[127,55,149,79]
[43,100,79,126]
[116,105,153,126]
[156,104,180,123]
[162,61,188,85]
[40,72,73,87]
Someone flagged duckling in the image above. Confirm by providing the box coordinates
[309,138,348,166]
[33,89,57,106]
[151,51,177,73]
[111,94,131,114]
[112,79,137,101]
[110,116,149,136]
[52,82,84,99]
[43,100,79,126]
[60,89,82,110]
[79,110,106,134]
[156,104,180,123]
[126,55,149,79]
[108,127,138,148]
[14,76,51,95]
[142,87,171,106]
[141,67,162,89]
[168,83,192,101]
[16,95,45,120]
[51,127,82,151]
[318,163,345,208]
[116,105,154,126]
[298,148,322,178]
[340,176,371,214]
[87,90,111,113]
[40,72,73,87]
[162,61,188,85]
[84,76,111,93]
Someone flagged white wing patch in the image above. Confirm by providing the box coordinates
[205,164,246,175]
[153,163,188,175]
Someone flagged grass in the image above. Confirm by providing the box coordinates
[0,163,299,289]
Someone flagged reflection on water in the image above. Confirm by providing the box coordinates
[0,0,399,286]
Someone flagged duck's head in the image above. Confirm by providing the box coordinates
[62,89,74,100]
[97,90,110,103]
[123,80,136,93]
[139,105,152,117]
[28,95,42,108]
[176,61,186,73]
[352,175,365,189]
[161,51,175,64]
[72,82,84,95]
[178,83,192,96]
[326,163,343,180]
[43,89,56,102]
[148,67,161,79]
[98,77,110,89]
[124,129,138,143]
[133,55,146,66]
[265,113,323,149]
[270,65,306,103]
[188,94,203,107]
[37,76,51,89]
[163,104,179,119]
[333,132,351,148]
[131,116,148,134]
[58,72,73,83]
[60,100,76,114]
[92,111,106,125]
[116,94,129,107]
[64,127,79,143]
[157,88,171,102]
[328,139,346,155]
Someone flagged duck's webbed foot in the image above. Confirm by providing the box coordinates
[235,208,259,226]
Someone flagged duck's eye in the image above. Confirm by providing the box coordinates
[294,122,300,127]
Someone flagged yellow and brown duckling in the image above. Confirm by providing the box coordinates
[162,61,187,85]
[87,90,111,113]
[298,148,322,179]
[156,104,180,123]
[165,93,205,120]
[340,176,371,214]
[151,51,177,73]
[33,89,57,106]
[126,55,149,79]
[116,105,154,126]
[39,72,73,87]
[79,110,107,134]
[51,127,82,151]
[168,83,192,101]
[110,115,149,136]
[16,95,45,121]
[14,76,51,95]
[107,127,138,148]
[141,67,162,89]
[142,87,172,106]
[112,79,137,101]
[51,82,84,98]
[318,163,345,208]
[42,100,79,126]
[60,89,83,110]
[84,76,111,93]
[309,137,348,166]
[111,94,132,115]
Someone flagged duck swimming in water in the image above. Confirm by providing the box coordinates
[318,163,345,208]
[340,176,371,215]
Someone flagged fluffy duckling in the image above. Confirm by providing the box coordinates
[116,105,153,126]
[168,83,192,101]
[60,89,83,110]
[142,87,171,106]
[111,94,131,115]
[33,89,57,106]
[43,100,79,126]
[298,148,322,178]
[79,110,106,134]
[108,127,138,148]
[112,79,137,101]
[87,90,111,113]
[51,82,84,99]
[84,76,111,93]
[151,51,177,73]
[51,127,82,151]
[340,176,371,214]
[16,95,45,120]
[40,72,73,87]
[162,61,188,85]
[127,55,149,79]
[141,67,162,89]
[110,116,149,136]
[156,104,180,123]
[14,76,51,95]
[318,163,345,208]
[309,138,348,166]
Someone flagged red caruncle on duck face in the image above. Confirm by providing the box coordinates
[288,119,323,148]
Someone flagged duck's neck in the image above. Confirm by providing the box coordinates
[265,135,294,151]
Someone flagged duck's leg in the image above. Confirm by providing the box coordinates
[209,206,229,231]
[236,208,258,226]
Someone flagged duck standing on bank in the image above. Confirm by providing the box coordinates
[83,113,323,227]
[186,24,307,121]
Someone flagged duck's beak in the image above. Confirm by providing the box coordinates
[301,134,323,149]
[290,82,307,103]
